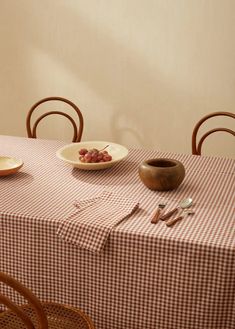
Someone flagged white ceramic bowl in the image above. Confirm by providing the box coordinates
[56,141,129,170]
[0,156,24,176]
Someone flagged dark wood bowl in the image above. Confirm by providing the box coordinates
[138,158,185,191]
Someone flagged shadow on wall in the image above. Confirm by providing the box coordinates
[1,1,234,156]
[0,1,187,150]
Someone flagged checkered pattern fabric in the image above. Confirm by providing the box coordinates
[0,135,234,329]
[57,191,139,252]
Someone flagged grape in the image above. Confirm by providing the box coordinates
[78,145,112,163]
[91,154,98,162]
[84,152,92,163]
[79,148,88,155]
[97,154,103,161]
[103,154,112,162]
[91,148,99,153]
[79,156,85,162]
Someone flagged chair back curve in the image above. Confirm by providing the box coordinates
[0,271,95,328]
[26,96,84,142]
[192,111,235,155]
[0,271,48,329]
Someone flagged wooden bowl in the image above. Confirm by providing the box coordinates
[138,158,185,191]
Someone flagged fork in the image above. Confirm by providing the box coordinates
[151,202,167,224]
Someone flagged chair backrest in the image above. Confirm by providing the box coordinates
[26,96,84,142]
[192,111,235,155]
[0,271,48,329]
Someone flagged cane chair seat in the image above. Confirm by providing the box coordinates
[0,272,95,329]
[0,303,94,329]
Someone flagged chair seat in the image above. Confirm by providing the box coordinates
[0,302,94,329]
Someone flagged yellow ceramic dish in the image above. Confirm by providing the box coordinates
[0,156,24,176]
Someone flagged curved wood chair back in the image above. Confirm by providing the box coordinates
[0,271,95,329]
[192,111,235,155]
[26,97,84,142]
[0,271,48,329]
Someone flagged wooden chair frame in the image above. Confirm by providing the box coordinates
[0,271,48,329]
[26,97,84,142]
[192,111,235,155]
[0,271,95,329]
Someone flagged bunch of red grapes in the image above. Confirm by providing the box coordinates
[78,145,112,163]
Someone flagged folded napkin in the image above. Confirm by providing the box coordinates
[56,191,139,253]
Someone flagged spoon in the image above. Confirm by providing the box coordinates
[151,201,167,224]
[159,198,193,221]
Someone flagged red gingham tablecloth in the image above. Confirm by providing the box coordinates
[0,135,234,329]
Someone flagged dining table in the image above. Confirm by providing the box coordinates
[0,134,234,329]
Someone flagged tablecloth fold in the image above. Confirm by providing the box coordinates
[56,191,139,252]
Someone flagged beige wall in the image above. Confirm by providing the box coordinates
[0,0,234,157]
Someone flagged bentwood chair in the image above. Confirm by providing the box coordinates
[0,271,95,329]
[192,111,235,155]
[26,97,84,142]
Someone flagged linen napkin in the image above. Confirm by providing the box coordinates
[56,191,139,253]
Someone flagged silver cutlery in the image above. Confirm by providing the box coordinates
[160,197,193,221]
[166,209,195,227]
[151,202,167,224]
